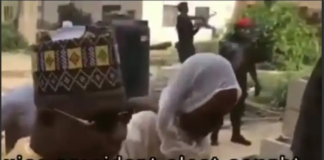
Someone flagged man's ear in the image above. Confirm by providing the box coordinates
[127,97,158,113]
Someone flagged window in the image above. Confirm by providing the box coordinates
[102,5,121,22]
[163,5,178,27]
[3,6,14,21]
[195,7,210,20]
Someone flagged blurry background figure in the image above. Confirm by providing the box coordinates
[120,53,241,159]
[175,2,217,63]
[1,85,36,153]
[291,57,321,160]
[175,2,201,63]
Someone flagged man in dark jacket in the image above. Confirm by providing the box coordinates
[291,57,322,160]
[211,18,261,146]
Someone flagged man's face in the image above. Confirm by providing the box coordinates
[53,109,132,158]
[235,27,257,42]
[179,3,188,13]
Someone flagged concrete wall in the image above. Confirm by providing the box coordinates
[142,1,237,43]
[282,78,307,138]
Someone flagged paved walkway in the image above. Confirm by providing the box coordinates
[211,121,281,159]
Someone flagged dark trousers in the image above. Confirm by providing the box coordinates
[176,43,195,63]
[211,75,247,142]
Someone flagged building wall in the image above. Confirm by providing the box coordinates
[3,1,321,45]
[18,1,39,45]
[40,1,143,24]
[1,1,39,44]
[1,1,19,23]
[142,1,237,44]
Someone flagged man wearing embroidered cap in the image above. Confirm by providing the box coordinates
[1,20,170,155]
[3,22,132,159]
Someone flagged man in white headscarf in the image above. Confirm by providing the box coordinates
[120,53,242,158]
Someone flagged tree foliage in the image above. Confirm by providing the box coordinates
[1,23,28,52]
[242,2,320,70]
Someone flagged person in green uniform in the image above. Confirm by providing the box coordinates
[3,22,132,159]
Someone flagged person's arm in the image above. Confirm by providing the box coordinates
[188,16,203,20]
[192,27,200,35]
[149,42,172,50]
[248,63,261,96]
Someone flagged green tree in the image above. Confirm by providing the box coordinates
[243,2,320,70]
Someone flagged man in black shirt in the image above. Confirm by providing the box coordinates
[176,2,200,63]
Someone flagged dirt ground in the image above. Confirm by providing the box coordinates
[2,53,32,92]
[1,53,282,158]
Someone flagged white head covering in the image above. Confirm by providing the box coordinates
[157,53,241,158]
[51,21,86,41]
[62,20,73,28]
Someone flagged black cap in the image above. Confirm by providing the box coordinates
[31,24,126,119]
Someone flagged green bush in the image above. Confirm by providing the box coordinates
[241,2,320,71]
[1,23,28,52]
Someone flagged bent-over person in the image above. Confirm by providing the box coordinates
[120,53,241,158]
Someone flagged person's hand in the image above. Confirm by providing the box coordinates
[254,83,261,97]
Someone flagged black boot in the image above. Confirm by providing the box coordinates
[210,131,219,146]
[231,127,251,146]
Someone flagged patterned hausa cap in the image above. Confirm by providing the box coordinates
[30,22,127,119]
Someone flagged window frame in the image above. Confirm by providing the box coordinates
[194,6,210,20]
[162,4,178,27]
[3,5,14,21]
[194,6,210,26]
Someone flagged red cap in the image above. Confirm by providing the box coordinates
[236,18,252,28]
